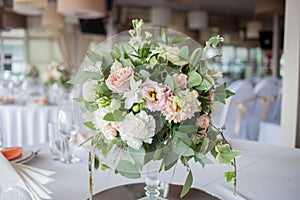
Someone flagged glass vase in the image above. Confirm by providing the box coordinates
[138,160,167,200]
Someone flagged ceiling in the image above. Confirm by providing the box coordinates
[115,0,256,18]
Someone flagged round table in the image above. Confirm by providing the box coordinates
[93,183,219,200]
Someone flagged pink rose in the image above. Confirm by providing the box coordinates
[196,114,210,134]
[172,73,187,89]
[140,79,172,112]
[106,67,133,93]
[103,124,118,140]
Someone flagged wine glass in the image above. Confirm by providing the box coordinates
[0,127,3,149]
[57,107,80,164]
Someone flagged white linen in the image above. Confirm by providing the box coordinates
[26,139,300,200]
[258,122,281,145]
[0,153,55,200]
[0,105,59,147]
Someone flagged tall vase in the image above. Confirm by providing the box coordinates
[139,161,166,200]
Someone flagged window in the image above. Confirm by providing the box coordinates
[0,29,27,80]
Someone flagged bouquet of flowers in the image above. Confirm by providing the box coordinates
[73,19,242,197]
[44,61,71,88]
[26,65,40,79]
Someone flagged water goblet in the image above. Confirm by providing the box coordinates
[0,127,3,150]
[57,107,81,164]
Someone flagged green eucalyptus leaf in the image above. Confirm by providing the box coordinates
[179,46,189,60]
[129,147,146,169]
[178,125,198,134]
[120,58,134,68]
[194,154,213,168]
[84,121,96,131]
[195,79,212,91]
[153,143,164,160]
[173,141,194,157]
[103,110,125,122]
[94,156,100,170]
[87,50,102,63]
[199,137,209,154]
[116,159,141,179]
[206,75,215,85]
[101,51,114,72]
[101,163,110,171]
[98,82,112,95]
[171,37,190,44]
[73,98,88,103]
[161,27,168,45]
[114,44,121,59]
[70,71,102,84]
[164,150,179,171]
[164,74,175,91]
[188,71,202,87]
[189,48,202,71]
[140,69,151,80]
[180,170,193,198]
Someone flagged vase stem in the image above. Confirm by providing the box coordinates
[144,171,161,200]
[88,151,93,200]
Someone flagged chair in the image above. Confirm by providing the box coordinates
[221,80,256,140]
[248,79,281,141]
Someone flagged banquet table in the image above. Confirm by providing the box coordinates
[0,104,59,147]
[23,139,300,200]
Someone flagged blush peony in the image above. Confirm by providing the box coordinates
[106,67,133,93]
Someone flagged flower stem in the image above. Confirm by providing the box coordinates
[89,151,93,200]
[211,124,237,195]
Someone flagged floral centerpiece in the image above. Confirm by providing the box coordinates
[26,65,40,79]
[44,61,71,88]
[72,19,242,198]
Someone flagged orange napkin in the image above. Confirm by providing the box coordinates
[1,147,23,161]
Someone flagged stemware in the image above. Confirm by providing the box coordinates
[57,107,80,164]
[0,127,4,150]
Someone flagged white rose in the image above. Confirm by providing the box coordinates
[166,47,180,64]
[110,60,123,72]
[118,111,155,150]
[103,124,117,140]
[93,108,109,130]
[82,80,98,102]
[51,68,61,80]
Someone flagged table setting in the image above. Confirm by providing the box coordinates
[1,18,300,200]
[0,130,55,200]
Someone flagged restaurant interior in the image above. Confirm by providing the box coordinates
[0,0,300,200]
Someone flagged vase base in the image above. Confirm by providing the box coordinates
[137,196,167,200]
[91,183,220,200]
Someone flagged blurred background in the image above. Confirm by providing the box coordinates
[0,0,284,81]
[2,0,299,147]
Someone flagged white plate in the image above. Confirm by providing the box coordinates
[11,149,35,164]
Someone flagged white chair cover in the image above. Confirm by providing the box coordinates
[248,79,280,140]
[222,80,256,140]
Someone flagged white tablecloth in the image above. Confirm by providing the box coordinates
[0,104,59,147]
[25,139,300,200]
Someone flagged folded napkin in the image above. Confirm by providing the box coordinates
[0,153,55,200]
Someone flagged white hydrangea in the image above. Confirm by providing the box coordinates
[82,80,98,102]
[118,111,156,150]
[152,46,180,64]
[93,108,118,141]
